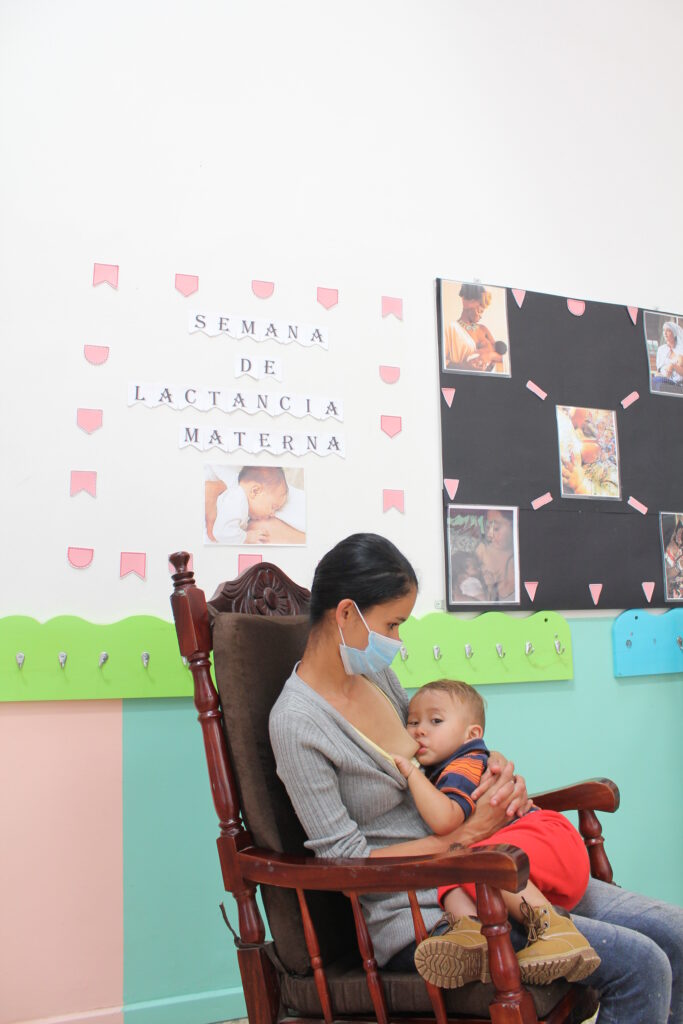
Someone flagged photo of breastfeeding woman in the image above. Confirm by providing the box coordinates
[269,534,683,1022]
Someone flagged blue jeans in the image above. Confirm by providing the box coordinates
[570,878,683,1023]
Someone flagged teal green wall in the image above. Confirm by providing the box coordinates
[121,615,682,1023]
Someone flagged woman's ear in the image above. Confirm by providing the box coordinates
[335,599,356,627]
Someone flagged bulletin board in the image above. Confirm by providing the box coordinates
[437,280,683,611]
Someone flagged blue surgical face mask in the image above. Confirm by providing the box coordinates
[338,602,403,676]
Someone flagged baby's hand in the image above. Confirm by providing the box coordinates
[393,754,415,779]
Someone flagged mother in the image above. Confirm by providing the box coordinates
[269,533,682,1023]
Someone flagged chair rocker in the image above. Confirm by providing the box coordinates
[169,553,619,1024]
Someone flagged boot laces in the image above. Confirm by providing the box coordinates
[520,898,549,945]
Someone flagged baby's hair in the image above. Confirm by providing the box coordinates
[238,465,287,489]
[414,678,486,730]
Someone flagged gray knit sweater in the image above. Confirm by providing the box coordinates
[269,664,443,966]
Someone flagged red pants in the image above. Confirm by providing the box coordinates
[437,809,590,912]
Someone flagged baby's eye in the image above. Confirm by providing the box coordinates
[431,718,443,725]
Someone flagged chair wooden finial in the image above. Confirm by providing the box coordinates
[169,550,193,582]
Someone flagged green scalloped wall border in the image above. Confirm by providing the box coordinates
[0,616,192,702]
[392,610,573,687]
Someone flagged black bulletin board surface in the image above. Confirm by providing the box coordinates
[437,281,683,610]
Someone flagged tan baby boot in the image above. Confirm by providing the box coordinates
[516,900,601,985]
[414,915,490,989]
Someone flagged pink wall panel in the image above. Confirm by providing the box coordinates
[0,701,123,1024]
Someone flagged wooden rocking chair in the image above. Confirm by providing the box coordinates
[169,553,619,1024]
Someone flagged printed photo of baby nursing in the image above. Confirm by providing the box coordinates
[439,279,511,377]
[555,406,621,500]
[643,310,683,398]
[204,464,306,545]
[660,512,683,601]
[447,505,520,605]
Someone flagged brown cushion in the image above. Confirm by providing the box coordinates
[280,956,597,1018]
[211,612,358,975]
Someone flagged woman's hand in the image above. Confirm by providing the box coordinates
[472,752,532,818]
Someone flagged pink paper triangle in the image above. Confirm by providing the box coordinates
[641,581,655,603]
[441,387,455,407]
[252,280,274,299]
[567,298,586,317]
[627,306,638,326]
[317,286,338,309]
[175,273,199,297]
[524,581,538,601]
[76,408,103,433]
[379,365,400,384]
[511,288,526,308]
[589,583,603,605]
[444,478,459,500]
[380,415,402,438]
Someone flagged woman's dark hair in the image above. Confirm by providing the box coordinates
[309,533,418,625]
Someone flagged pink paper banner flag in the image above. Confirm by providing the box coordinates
[252,280,274,299]
[175,273,199,296]
[441,387,455,408]
[531,491,553,510]
[526,380,547,401]
[444,478,459,501]
[627,306,639,326]
[381,295,403,320]
[382,489,405,513]
[76,408,103,433]
[93,263,118,288]
[589,583,603,606]
[379,365,400,384]
[238,553,263,575]
[628,495,648,515]
[120,552,146,580]
[380,415,402,438]
[524,581,538,602]
[67,547,94,569]
[168,554,194,573]
[84,345,109,365]
[621,391,639,409]
[567,298,586,317]
[70,470,97,497]
[511,288,526,308]
[317,286,338,309]
[642,581,655,603]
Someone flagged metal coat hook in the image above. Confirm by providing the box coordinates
[495,643,506,659]
[525,641,534,656]
[16,652,25,669]
[464,643,473,659]
[677,635,683,652]
[141,652,150,668]
[59,652,67,669]
[554,634,565,655]
[433,645,442,661]
[399,646,408,662]
[98,652,109,668]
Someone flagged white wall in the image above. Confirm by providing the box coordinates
[1,0,682,622]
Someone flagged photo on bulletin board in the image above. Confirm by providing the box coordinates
[555,406,621,500]
[204,464,306,546]
[644,311,683,398]
[439,280,511,377]
[447,504,520,605]
[660,512,683,601]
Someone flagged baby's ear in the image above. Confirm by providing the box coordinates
[467,723,484,740]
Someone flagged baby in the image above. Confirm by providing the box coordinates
[451,552,485,600]
[205,465,288,544]
[394,680,600,989]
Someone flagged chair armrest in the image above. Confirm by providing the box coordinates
[531,777,620,813]
[238,843,530,894]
